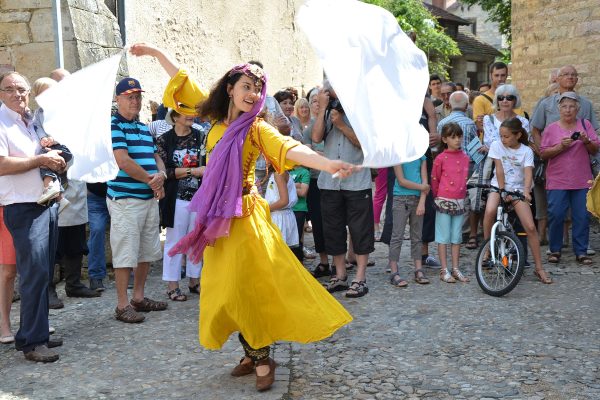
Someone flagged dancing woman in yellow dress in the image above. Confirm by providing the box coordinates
[130,43,353,391]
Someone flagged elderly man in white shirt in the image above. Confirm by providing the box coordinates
[0,72,65,363]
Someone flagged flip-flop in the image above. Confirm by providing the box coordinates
[0,335,15,344]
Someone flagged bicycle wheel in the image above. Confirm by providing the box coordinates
[475,231,525,297]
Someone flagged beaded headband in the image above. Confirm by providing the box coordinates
[228,63,266,84]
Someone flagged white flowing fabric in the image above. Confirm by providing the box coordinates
[297,0,430,167]
[36,53,123,182]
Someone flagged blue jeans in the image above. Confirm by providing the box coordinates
[547,189,589,256]
[87,193,110,279]
[4,203,58,353]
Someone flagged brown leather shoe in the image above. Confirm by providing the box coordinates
[255,357,276,391]
[24,345,59,363]
[231,357,255,377]
[115,305,145,323]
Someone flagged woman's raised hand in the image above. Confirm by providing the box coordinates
[129,42,160,58]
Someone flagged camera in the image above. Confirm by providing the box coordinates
[571,131,581,140]
[327,98,344,114]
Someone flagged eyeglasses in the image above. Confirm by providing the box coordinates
[0,87,30,95]
[497,95,516,102]
[122,94,142,101]
[559,73,578,78]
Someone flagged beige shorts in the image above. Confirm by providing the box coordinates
[106,197,162,268]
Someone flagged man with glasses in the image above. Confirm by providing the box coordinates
[472,62,525,130]
[107,77,168,323]
[0,72,65,362]
[530,65,599,257]
[531,65,598,149]
[435,82,456,124]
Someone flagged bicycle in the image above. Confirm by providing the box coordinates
[472,184,526,297]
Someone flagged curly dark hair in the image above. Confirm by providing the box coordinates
[196,72,246,122]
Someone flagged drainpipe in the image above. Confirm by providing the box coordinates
[117,0,126,45]
[51,0,64,68]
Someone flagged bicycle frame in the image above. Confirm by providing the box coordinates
[489,205,506,263]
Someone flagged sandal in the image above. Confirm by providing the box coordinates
[167,287,187,301]
[115,305,145,323]
[440,269,456,283]
[188,284,200,294]
[452,268,470,283]
[465,236,478,250]
[389,272,408,287]
[345,280,368,298]
[576,255,594,266]
[325,276,349,293]
[534,269,553,284]
[312,263,331,278]
[547,252,561,263]
[414,269,430,284]
[130,297,168,312]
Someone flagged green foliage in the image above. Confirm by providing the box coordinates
[364,0,461,80]
[460,0,512,45]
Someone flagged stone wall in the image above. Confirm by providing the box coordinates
[123,0,323,116]
[450,2,504,50]
[0,0,322,120]
[0,0,121,85]
[512,0,600,115]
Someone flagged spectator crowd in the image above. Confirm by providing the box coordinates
[1,58,598,371]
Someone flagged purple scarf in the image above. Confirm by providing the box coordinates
[169,65,267,262]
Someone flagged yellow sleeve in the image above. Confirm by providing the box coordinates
[472,95,489,122]
[162,69,210,116]
[252,120,301,173]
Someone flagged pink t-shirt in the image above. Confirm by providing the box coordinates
[431,149,470,199]
[540,119,599,190]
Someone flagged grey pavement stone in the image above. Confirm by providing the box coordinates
[1,222,600,399]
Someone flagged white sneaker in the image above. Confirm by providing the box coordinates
[587,247,596,256]
[57,198,70,215]
[37,180,61,204]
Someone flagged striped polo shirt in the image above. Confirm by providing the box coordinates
[107,112,157,200]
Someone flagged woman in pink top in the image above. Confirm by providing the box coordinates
[541,92,599,266]
[431,123,470,283]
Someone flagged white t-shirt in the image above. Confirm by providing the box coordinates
[0,105,44,205]
[488,140,534,193]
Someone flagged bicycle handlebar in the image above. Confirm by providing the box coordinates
[466,183,526,201]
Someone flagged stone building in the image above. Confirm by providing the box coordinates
[424,2,500,90]
[511,0,600,116]
[0,0,322,118]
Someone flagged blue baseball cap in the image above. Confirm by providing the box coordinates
[115,77,144,96]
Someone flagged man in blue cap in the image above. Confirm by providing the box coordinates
[107,77,168,323]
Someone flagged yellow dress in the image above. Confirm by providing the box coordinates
[163,70,353,350]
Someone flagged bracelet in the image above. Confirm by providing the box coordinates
[186,168,192,178]
[160,170,167,180]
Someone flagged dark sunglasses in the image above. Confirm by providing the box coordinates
[497,95,516,102]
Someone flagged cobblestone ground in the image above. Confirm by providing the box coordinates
[1,228,599,399]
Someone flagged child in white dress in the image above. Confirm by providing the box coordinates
[264,170,299,248]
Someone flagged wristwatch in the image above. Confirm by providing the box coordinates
[186,168,192,178]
